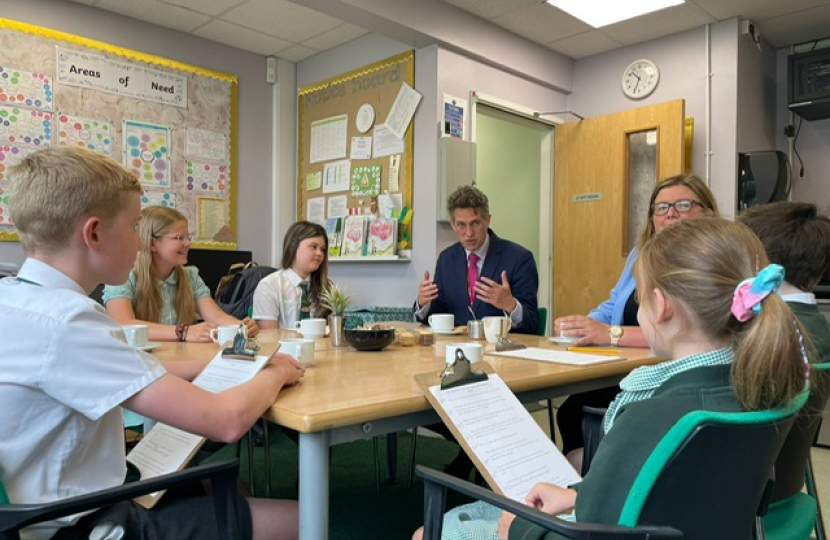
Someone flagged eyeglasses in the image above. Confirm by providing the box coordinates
[154,233,193,242]
[651,199,704,216]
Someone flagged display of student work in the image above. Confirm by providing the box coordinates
[297,51,418,261]
[0,18,239,249]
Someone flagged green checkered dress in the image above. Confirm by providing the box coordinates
[603,347,734,432]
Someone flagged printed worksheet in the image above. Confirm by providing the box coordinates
[429,374,581,502]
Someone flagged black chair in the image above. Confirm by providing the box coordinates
[0,459,241,540]
[418,400,802,540]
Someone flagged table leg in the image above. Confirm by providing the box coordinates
[299,431,330,540]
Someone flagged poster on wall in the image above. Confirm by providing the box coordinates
[57,113,113,154]
[442,93,466,139]
[123,119,171,187]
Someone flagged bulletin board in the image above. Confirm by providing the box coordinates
[297,51,415,249]
[0,18,238,249]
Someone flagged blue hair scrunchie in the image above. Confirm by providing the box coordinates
[731,264,785,322]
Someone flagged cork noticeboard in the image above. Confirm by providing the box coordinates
[297,51,414,250]
[0,18,238,249]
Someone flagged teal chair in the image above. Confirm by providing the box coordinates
[757,363,830,540]
[537,306,548,337]
[418,397,804,540]
[0,459,242,540]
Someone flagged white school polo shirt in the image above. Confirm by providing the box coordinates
[0,258,166,540]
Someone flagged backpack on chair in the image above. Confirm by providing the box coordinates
[216,262,277,319]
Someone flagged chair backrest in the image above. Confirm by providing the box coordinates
[536,307,547,337]
[770,365,830,502]
[216,264,277,319]
[619,397,804,540]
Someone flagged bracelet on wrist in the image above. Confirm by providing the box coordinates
[175,323,186,342]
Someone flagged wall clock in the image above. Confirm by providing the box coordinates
[621,58,659,99]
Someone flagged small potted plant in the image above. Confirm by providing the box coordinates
[320,282,352,347]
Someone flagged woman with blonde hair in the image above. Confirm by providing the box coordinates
[553,173,719,466]
[104,206,258,342]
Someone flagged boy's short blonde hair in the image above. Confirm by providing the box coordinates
[10,146,140,253]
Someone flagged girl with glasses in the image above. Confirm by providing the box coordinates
[104,206,258,342]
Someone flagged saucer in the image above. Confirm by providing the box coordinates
[431,327,461,335]
[136,342,161,352]
[549,336,579,346]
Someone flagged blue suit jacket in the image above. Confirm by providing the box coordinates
[417,230,539,334]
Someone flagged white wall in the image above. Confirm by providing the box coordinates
[0,0,275,267]
[775,49,830,210]
[568,19,744,216]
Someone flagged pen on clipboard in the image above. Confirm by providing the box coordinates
[567,347,621,356]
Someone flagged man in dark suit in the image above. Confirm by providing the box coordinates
[415,185,539,334]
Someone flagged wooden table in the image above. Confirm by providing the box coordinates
[154,329,660,540]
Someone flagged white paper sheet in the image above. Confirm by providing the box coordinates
[491,347,623,365]
[322,159,351,193]
[306,196,325,225]
[372,124,405,158]
[350,136,372,159]
[327,195,348,219]
[310,114,348,164]
[429,374,581,502]
[385,83,422,140]
[127,352,272,502]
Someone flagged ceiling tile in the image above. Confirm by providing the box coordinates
[222,0,341,43]
[275,44,318,63]
[159,0,248,17]
[94,0,211,32]
[492,2,591,45]
[601,3,715,45]
[688,0,830,22]
[758,5,830,49]
[548,31,623,60]
[440,0,540,21]
[194,19,291,55]
[66,0,99,6]
[302,23,368,51]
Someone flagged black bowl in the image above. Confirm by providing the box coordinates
[344,328,396,351]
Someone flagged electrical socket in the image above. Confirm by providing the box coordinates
[266,57,277,84]
[784,125,795,137]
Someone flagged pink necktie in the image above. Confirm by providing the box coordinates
[468,252,479,305]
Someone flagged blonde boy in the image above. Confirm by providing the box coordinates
[0,146,303,540]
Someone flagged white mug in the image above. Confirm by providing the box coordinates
[279,338,315,367]
[122,324,149,347]
[210,324,247,345]
[445,342,483,365]
[428,313,454,332]
[482,316,511,343]
[294,318,327,339]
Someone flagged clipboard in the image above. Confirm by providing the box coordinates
[415,354,581,502]
[415,357,501,495]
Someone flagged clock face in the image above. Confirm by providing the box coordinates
[622,59,659,99]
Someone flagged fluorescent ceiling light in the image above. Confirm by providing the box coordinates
[546,0,684,28]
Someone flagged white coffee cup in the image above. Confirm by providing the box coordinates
[294,318,327,339]
[428,313,455,332]
[279,337,315,367]
[122,324,149,348]
[210,324,248,345]
[445,342,483,365]
[482,316,511,343]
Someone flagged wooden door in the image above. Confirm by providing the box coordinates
[552,99,685,319]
